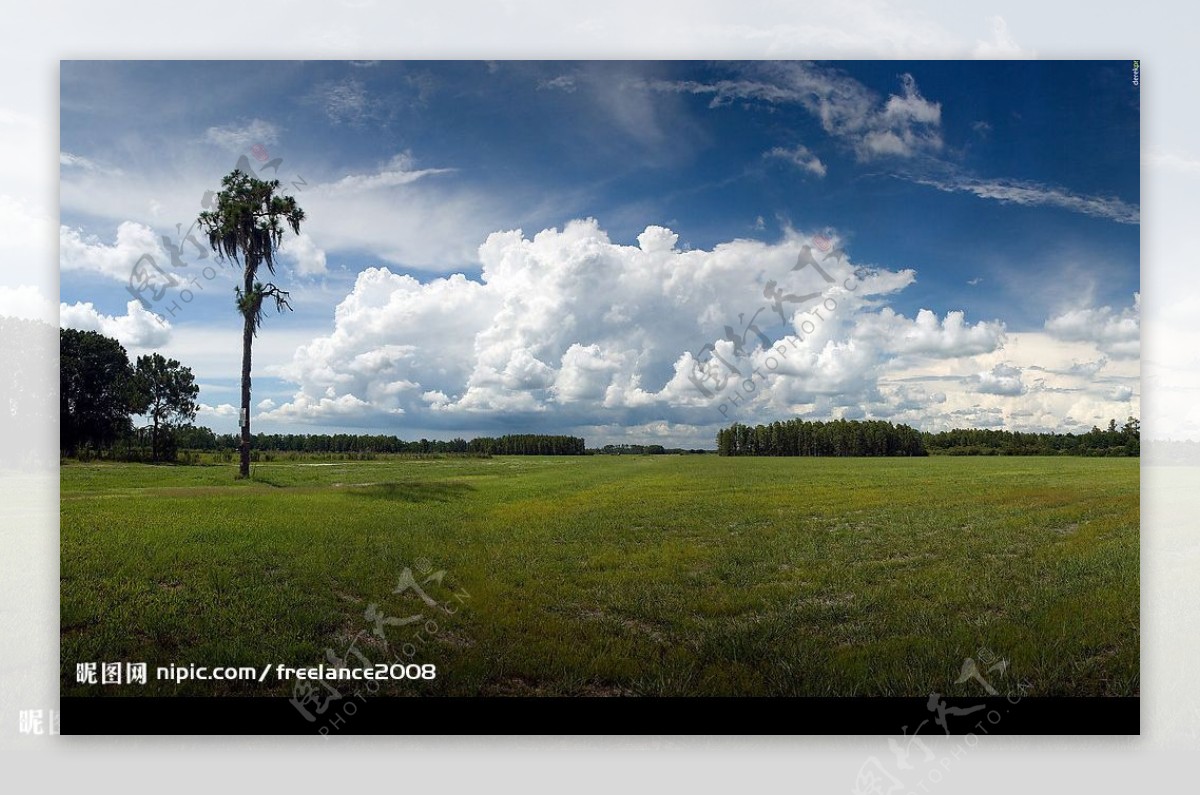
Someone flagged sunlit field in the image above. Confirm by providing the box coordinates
[61,455,1138,697]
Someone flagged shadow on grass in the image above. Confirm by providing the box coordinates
[345,480,476,503]
[246,473,287,488]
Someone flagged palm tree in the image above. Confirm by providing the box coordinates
[198,170,305,477]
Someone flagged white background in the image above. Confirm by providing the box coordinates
[2,0,1195,791]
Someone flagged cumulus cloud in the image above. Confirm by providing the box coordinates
[262,219,1018,435]
[203,119,280,152]
[0,285,56,322]
[60,299,171,348]
[60,221,168,281]
[280,232,328,276]
[766,144,827,177]
[852,308,1005,357]
[1045,293,1140,359]
[198,403,238,419]
[974,363,1026,396]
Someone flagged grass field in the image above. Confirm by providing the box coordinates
[60,455,1139,697]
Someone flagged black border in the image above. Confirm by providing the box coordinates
[61,696,1139,735]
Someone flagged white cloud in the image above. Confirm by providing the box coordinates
[60,151,120,175]
[766,145,827,177]
[280,232,327,276]
[538,75,577,93]
[908,173,1140,225]
[313,79,371,125]
[60,221,169,282]
[1045,293,1140,359]
[198,403,238,419]
[852,308,1006,357]
[321,152,453,194]
[0,285,56,322]
[203,119,280,152]
[60,153,502,274]
[975,363,1026,396]
[60,299,171,349]
[260,219,1039,437]
[645,64,943,161]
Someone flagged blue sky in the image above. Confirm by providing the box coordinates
[59,60,1140,445]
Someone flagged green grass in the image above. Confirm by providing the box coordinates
[60,456,1139,697]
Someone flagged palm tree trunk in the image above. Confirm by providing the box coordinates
[240,310,253,478]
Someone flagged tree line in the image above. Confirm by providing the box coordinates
[590,444,710,455]
[717,417,1141,457]
[178,429,586,456]
[922,419,1139,457]
[717,419,927,457]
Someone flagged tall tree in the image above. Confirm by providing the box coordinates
[197,170,304,477]
[133,353,200,461]
[59,329,139,455]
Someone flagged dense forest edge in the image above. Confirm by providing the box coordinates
[717,418,1139,457]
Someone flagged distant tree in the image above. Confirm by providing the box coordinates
[60,329,139,455]
[717,418,926,457]
[132,353,200,461]
[197,169,305,477]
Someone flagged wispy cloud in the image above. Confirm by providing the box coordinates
[906,172,1140,224]
[538,74,576,93]
[765,144,827,178]
[312,78,372,125]
[60,151,121,175]
[320,152,453,194]
[203,119,280,152]
[640,63,943,161]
